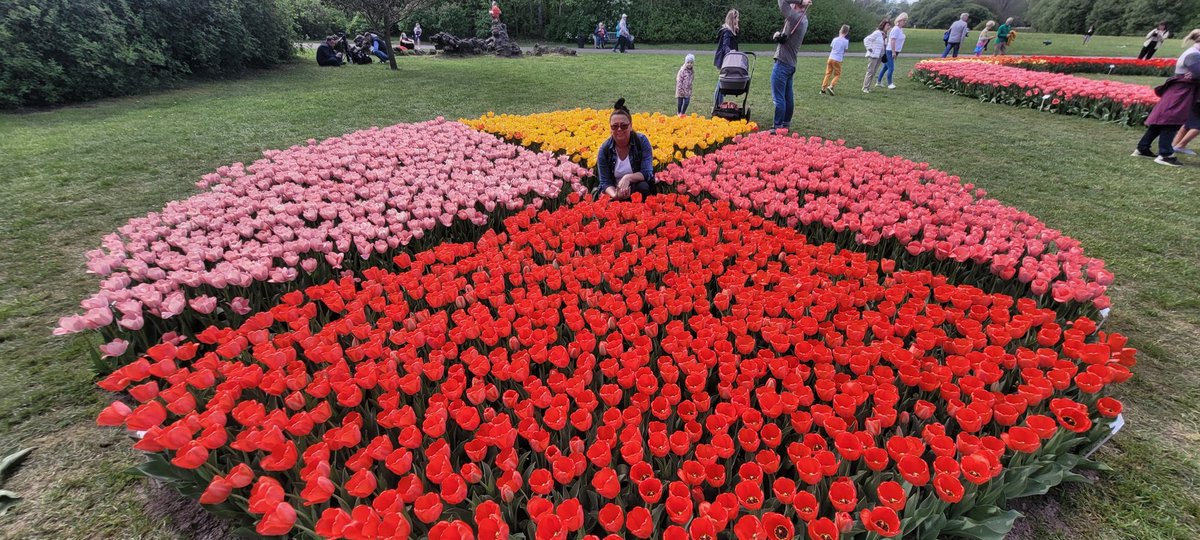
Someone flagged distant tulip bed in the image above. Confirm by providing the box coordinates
[972,55,1176,77]
[67,112,1133,540]
[911,58,1160,125]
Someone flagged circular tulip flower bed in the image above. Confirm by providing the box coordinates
[57,119,589,370]
[462,109,758,169]
[658,132,1113,314]
[96,194,1132,539]
[911,60,1158,125]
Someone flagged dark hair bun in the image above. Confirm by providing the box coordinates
[614,98,628,113]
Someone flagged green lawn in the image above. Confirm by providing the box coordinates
[1074,72,1165,86]
[651,27,1169,57]
[0,53,1198,538]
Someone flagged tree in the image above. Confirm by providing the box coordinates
[327,0,434,69]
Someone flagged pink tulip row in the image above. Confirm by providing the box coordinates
[955,55,1176,76]
[913,60,1158,106]
[57,119,590,339]
[911,60,1158,125]
[657,131,1113,309]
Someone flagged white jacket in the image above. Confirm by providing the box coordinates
[863,30,885,58]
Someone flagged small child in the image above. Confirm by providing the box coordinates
[676,54,695,116]
[822,25,850,95]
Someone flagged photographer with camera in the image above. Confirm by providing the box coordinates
[771,0,810,131]
[316,35,344,66]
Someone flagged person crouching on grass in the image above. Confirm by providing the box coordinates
[596,99,655,200]
[677,54,695,116]
[821,25,850,95]
[1133,46,1200,167]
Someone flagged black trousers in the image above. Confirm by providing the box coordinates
[1138,44,1158,60]
[1138,124,1181,156]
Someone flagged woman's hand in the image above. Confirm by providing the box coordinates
[603,186,620,198]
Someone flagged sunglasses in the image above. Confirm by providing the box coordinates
[610,122,630,131]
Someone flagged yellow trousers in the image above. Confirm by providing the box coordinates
[822,59,843,89]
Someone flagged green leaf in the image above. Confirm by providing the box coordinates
[0,490,21,517]
[943,506,1022,540]
[0,448,34,478]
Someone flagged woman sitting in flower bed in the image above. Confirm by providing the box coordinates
[596,98,655,200]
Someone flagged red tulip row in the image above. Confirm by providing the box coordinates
[96,195,1132,539]
[658,132,1113,313]
[911,60,1159,125]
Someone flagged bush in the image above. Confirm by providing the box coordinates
[0,0,294,109]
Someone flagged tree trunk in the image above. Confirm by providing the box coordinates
[385,19,398,70]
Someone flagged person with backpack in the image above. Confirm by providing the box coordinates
[713,9,740,109]
[862,19,889,93]
[613,14,632,53]
[942,13,970,58]
[771,0,810,131]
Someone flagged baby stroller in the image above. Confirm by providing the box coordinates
[712,51,756,121]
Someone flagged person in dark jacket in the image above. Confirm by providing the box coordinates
[316,35,344,66]
[714,9,740,109]
[596,98,655,200]
[1133,65,1200,167]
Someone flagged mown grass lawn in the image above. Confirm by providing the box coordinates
[0,52,1196,538]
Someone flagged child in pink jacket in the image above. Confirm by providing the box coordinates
[676,54,695,116]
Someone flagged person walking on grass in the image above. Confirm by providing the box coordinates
[995,17,1014,56]
[1132,41,1200,167]
[975,20,995,56]
[414,24,422,50]
[876,12,906,89]
[822,25,850,95]
[714,9,740,109]
[1082,22,1095,46]
[1170,29,1200,156]
[771,0,810,131]
[943,13,970,58]
[677,54,695,116]
[862,19,889,93]
[1139,22,1171,60]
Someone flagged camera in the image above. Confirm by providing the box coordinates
[772,31,789,43]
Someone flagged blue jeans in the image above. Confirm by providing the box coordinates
[941,42,961,58]
[877,50,895,85]
[714,84,724,109]
[771,61,796,129]
[677,97,690,115]
[372,50,389,62]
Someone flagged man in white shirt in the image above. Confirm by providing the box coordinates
[942,13,970,58]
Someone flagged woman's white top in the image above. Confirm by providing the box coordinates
[889,26,906,52]
[614,154,633,179]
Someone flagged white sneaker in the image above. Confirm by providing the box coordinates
[1175,147,1196,156]
[887,84,897,89]
[1155,155,1182,167]
[862,88,870,93]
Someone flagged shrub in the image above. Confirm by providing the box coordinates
[0,0,294,109]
